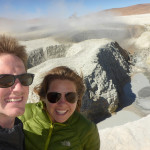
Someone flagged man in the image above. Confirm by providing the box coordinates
[0,35,34,149]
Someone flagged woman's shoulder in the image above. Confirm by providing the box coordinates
[71,111,96,130]
[19,101,44,122]
[70,112,99,141]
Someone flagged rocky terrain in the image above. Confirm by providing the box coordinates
[1,3,150,150]
[23,39,130,122]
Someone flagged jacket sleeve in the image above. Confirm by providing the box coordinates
[83,123,100,150]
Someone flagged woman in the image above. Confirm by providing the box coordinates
[20,66,100,150]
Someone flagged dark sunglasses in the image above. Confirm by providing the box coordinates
[47,92,78,103]
[0,73,34,88]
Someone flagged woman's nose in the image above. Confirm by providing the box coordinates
[58,94,66,103]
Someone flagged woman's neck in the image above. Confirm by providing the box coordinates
[0,115,15,129]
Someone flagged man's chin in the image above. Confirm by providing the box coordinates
[8,108,25,117]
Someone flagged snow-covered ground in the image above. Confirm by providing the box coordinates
[99,114,150,150]
[97,110,141,130]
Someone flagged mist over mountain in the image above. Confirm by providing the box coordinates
[1,3,150,53]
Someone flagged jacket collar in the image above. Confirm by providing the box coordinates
[38,101,79,126]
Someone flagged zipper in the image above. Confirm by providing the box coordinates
[44,123,53,150]
[44,110,53,150]
[44,110,67,150]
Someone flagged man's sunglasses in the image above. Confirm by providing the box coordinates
[0,73,34,88]
[47,92,78,103]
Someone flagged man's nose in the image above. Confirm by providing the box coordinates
[11,78,23,90]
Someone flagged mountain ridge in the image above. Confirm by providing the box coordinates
[103,3,150,16]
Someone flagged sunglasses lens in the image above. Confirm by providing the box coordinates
[0,73,34,88]
[0,75,14,88]
[47,92,61,103]
[65,92,78,103]
[47,92,78,103]
[19,73,34,86]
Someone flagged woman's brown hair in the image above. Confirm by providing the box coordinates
[34,66,85,112]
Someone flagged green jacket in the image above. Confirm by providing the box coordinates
[19,101,100,150]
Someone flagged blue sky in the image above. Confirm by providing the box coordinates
[0,0,150,19]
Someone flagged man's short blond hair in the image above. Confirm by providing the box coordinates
[0,35,28,69]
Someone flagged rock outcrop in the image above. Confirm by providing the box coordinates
[27,44,71,68]
[27,48,45,68]
[27,38,130,122]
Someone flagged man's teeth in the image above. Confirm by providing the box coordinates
[56,110,67,114]
[6,99,22,102]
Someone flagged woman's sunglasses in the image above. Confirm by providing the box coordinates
[0,73,34,88]
[47,92,78,103]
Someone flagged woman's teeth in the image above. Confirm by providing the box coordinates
[56,110,67,114]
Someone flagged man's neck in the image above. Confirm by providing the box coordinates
[0,115,15,129]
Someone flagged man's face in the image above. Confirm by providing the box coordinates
[0,54,29,119]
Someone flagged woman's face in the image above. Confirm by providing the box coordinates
[45,79,77,123]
